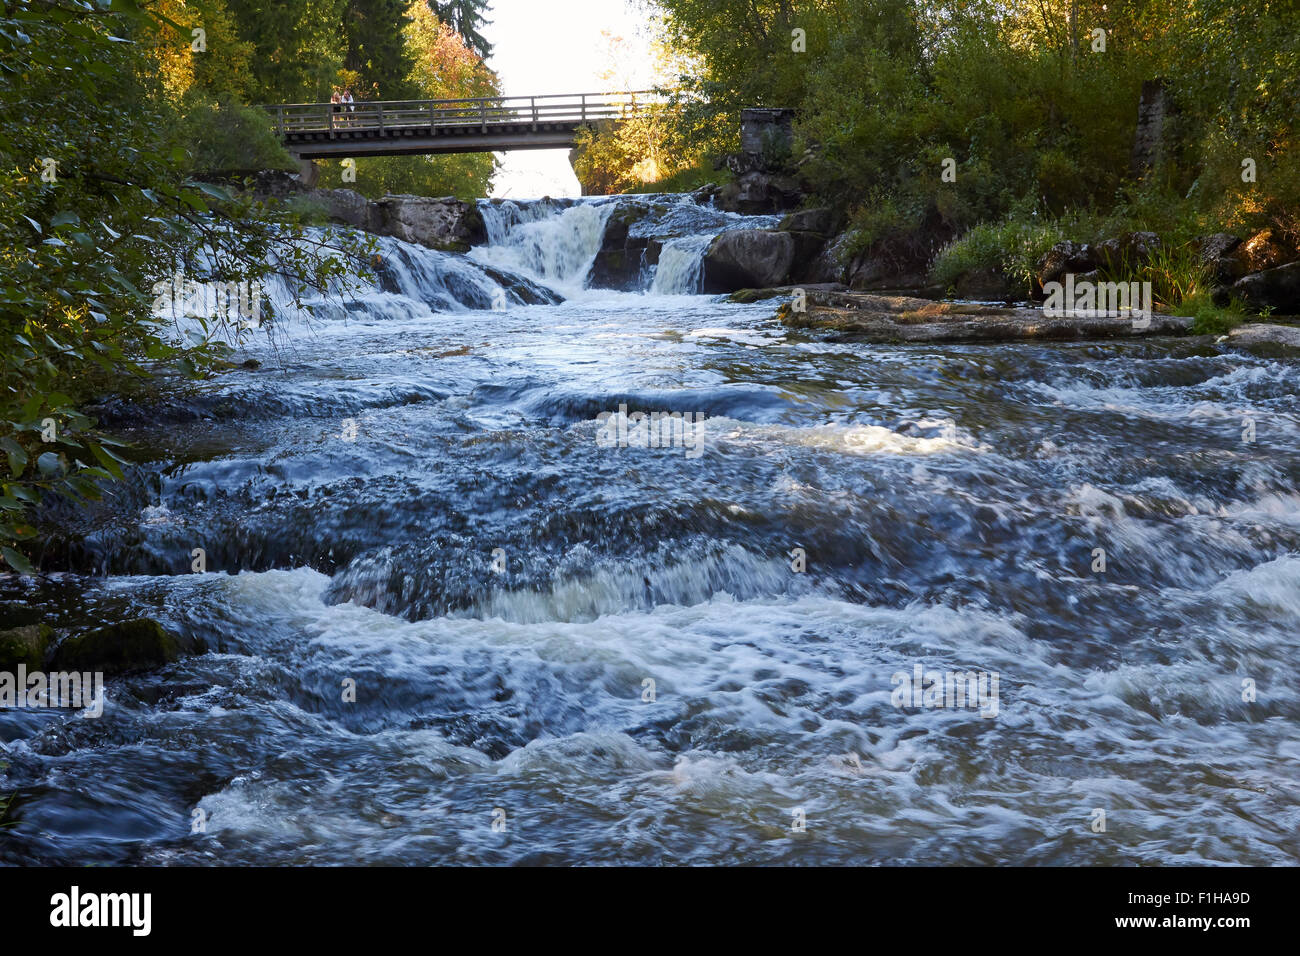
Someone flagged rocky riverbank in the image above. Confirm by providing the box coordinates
[754,287,1193,342]
[727,286,1300,346]
[248,170,488,252]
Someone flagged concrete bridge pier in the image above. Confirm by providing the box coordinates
[293,155,319,188]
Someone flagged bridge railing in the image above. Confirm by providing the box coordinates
[266,91,661,137]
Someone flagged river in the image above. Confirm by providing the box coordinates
[2,194,1298,865]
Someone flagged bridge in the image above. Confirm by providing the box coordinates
[266,91,656,159]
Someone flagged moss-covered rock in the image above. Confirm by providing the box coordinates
[728,287,785,303]
[50,618,181,675]
[0,624,53,671]
[778,207,836,236]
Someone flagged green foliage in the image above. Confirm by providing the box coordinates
[222,0,349,103]
[931,218,1069,291]
[316,0,497,199]
[180,96,297,175]
[1136,242,1211,313]
[342,0,418,99]
[321,154,496,200]
[625,161,727,195]
[571,104,693,195]
[1188,297,1247,336]
[651,0,1300,271]
[0,0,370,570]
[429,0,491,59]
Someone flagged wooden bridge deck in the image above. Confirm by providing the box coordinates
[266,92,656,158]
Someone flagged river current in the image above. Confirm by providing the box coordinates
[2,195,1298,865]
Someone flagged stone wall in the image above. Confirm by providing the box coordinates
[740,108,796,170]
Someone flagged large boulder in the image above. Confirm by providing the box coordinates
[1093,232,1160,274]
[244,179,488,252]
[778,207,837,237]
[690,183,720,206]
[1232,229,1295,275]
[1226,323,1300,348]
[848,254,891,290]
[701,229,797,292]
[0,624,53,671]
[954,268,1020,301]
[803,231,854,284]
[786,231,830,283]
[778,289,1193,342]
[715,171,803,215]
[1230,260,1300,314]
[1038,240,1099,288]
[318,188,371,230]
[367,195,487,252]
[1193,232,1245,284]
[588,201,662,290]
[845,255,930,292]
[50,619,187,676]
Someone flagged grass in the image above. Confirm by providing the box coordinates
[1186,294,1248,335]
[1112,240,1244,333]
[930,218,1071,291]
[931,203,1265,335]
[1139,242,1209,312]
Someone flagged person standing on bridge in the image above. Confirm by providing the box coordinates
[343,88,355,127]
[331,90,341,124]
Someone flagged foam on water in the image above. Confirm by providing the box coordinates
[6,193,1300,866]
[471,200,614,296]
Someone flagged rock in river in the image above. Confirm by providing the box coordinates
[774,288,1193,342]
[50,618,191,676]
[702,229,797,292]
[0,623,53,671]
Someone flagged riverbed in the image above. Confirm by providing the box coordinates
[2,195,1298,865]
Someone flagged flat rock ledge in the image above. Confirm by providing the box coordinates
[757,288,1193,342]
[1225,323,1300,349]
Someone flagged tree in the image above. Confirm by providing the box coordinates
[222,0,348,103]
[343,0,417,99]
[320,0,499,197]
[429,0,491,59]
[0,0,367,570]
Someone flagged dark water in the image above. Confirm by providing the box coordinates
[3,196,1299,865]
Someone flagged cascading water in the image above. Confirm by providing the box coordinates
[5,192,1300,867]
[468,194,777,298]
[471,199,616,296]
[650,234,714,295]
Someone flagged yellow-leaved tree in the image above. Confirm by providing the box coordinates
[321,0,501,199]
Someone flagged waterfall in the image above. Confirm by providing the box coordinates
[170,195,783,332]
[471,199,615,296]
[649,235,713,295]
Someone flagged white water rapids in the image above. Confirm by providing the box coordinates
[2,194,1299,866]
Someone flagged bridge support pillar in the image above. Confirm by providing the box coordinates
[293,155,320,188]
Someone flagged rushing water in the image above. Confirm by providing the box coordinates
[2,195,1299,865]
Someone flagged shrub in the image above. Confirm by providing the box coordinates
[930,215,1069,290]
[181,96,296,175]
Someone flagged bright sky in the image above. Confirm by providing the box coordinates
[484,0,655,198]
